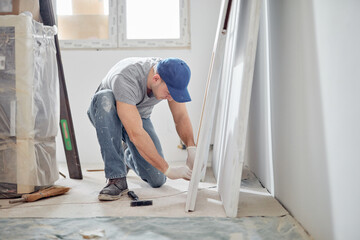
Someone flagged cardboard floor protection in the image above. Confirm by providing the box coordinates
[1,162,287,218]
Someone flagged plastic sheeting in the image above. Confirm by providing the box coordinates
[0,13,59,196]
[0,216,311,240]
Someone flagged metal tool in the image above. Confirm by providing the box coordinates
[127,191,152,207]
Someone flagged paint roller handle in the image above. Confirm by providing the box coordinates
[127,191,139,201]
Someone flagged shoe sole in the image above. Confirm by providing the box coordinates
[98,189,129,201]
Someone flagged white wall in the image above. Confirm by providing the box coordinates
[253,0,360,239]
[311,1,360,239]
[56,1,222,165]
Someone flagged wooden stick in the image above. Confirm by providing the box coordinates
[9,186,70,204]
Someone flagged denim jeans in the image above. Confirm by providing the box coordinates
[87,89,166,188]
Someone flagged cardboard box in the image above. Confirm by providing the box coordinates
[0,0,42,22]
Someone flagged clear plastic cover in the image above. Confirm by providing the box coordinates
[0,14,59,195]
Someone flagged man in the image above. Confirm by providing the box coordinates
[87,57,197,201]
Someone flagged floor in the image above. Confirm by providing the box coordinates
[0,162,312,239]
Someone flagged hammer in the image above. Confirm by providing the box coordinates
[127,191,153,207]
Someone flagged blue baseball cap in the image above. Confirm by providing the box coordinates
[157,58,191,103]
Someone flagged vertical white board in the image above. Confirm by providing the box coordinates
[186,0,261,216]
[185,0,231,212]
[217,0,261,217]
[212,0,241,181]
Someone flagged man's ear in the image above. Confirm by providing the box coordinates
[153,74,162,84]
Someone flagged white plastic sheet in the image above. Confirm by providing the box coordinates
[0,216,311,240]
[0,13,59,195]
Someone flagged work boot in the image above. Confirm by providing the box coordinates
[98,177,128,201]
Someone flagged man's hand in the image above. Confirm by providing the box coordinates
[186,146,196,170]
[164,166,192,180]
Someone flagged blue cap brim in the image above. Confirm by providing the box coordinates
[167,85,191,103]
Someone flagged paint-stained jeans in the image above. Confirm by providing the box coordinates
[87,89,166,188]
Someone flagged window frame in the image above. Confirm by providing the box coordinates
[117,0,190,48]
[57,0,117,49]
[56,0,190,49]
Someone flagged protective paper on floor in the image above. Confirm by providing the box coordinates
[238,167,288,217]
[0,164,287,218]
[0,216,310,240]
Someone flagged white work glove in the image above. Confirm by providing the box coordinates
[186,146,197,170]
[164,166,192,180]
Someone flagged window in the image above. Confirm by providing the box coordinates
[55,0,190,49]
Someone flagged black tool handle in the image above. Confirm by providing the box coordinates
[127,191,139,201]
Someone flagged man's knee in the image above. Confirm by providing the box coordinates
[148,175,166,188]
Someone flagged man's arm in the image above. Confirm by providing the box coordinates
[168,100,197,170]
[117,101,169,173]
[117,101,191,180]
[168,100,195,147]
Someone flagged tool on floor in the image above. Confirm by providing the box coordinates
[127,191,153,207]
[59,171,66,178]
[86,169,104,172]
[8,186,70,204]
